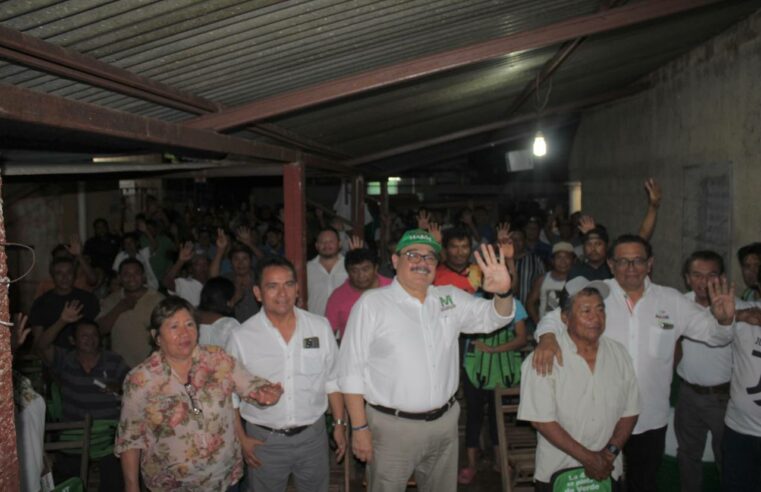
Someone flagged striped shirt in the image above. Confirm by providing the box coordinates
[514,253,545,305]
[52,348,130,421]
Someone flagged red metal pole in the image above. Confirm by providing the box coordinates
[0,174,20,491]
[283,162,308,309]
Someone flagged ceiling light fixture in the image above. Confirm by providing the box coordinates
[532,74,552,158]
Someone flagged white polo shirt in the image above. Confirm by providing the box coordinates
[306,255,348,316]
[725,299,761,437]
[226,307,339,428]
[518,330,639,482]
[677,291,733,387]
[535,277,734,434]
[338,278,515,412]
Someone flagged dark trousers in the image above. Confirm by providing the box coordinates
[463,375,498,449]
[721,425,761,492]
[622,426,667,492]
[674,381,728,491]
[55,452,124,492]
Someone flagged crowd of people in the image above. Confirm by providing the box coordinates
[9,179,761,492]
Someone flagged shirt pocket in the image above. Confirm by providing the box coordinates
[300,350,323,375]
[648,325,676,360]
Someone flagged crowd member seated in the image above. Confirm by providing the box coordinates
[519,278,639,490]
[98,258,164,368]
[29,256,99,348]
[211,229,259,323]
[35,318,129,491]
[162,241,210,306]
[112,232,159,290]
[34,239,98,298]
[325,248,391,341]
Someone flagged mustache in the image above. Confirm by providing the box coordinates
[411,266,431,274]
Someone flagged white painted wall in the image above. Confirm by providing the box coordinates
[569,10,761,289]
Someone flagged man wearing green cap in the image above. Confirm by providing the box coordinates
[337,228,515,492]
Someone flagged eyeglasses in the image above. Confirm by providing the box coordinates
[184,382,203,415]
[403,250,438,265]
[611,257,648,269]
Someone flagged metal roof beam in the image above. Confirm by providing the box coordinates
[184,0,722,132]
[0,83,299,163]
[0,25,348,161]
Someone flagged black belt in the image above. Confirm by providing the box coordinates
[682,380,730,395]
[255,424,309,436]
[369,396,456,421]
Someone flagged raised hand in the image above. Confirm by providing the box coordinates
[429,222,442,245]
[496,222,513,260]
[216,228,229,251]
[65,234,83,257]
[644,178,662,208]
[473,244,511,294]
[235,226,253,246]
[416,210,431,231]
[577,215,596,234]
[346,235,363,251]
[60,300,84,324]
[178,241,194,263]
[708,276,736,325]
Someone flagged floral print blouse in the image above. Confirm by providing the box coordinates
[115,345,270,491]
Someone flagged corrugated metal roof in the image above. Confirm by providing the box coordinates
[0,0,759,170]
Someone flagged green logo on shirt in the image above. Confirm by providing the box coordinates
[440,295,456,311]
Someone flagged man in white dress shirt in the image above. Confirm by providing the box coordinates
[674,250,732,491]
[306,227,348,316]
[226,256,346,492]
[531,234,736,492]
[338,228,515,492]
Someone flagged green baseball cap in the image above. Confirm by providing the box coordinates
[395,228,442,254]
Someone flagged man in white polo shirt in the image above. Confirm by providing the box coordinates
[226,256,346,492]
[519,277,639,490]
[674,250,732,491]
[338,228,515,492]
[531,235,736,492]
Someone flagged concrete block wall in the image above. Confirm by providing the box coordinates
[569,9,761,289]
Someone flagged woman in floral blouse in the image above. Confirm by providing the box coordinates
[116,296,283,492]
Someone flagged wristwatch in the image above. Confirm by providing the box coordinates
[333,418,347,427]
[605,443,621,456]
[495,289,513,299]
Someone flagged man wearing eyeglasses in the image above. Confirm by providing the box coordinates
[531,234,736,492]
[337,228,515,492]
